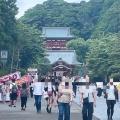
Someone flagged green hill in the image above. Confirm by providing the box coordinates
[20,0,120,40]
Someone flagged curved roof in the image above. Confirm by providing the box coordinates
[45,50,81,65]
[41,27,74,38]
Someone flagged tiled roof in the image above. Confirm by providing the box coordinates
[45,50,81,65]
[41,27,74,38]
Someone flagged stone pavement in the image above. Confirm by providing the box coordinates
[73,91,120,120]
[0,97,99,120]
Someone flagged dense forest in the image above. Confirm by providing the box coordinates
[0,0,120,81]
[20,0,120,40]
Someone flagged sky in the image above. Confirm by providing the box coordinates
[16,0,90,18]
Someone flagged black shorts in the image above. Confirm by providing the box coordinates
[10,93,17,100]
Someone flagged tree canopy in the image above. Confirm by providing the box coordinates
[20,0,120,40]
[0,0,119,81]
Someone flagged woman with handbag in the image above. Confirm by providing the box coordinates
[54,77,73,120]
[44,81,55,114]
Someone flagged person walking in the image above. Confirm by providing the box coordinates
[80,81,97,120]
[29,81,34,98]
[106,80,116,120]
[72,78,77,98]
[9,79,18,107]
[117,83,120,107]
[1,82,7,104]
[97,85,102,97]
[44,82,55,114]
[20,83,29,110]
[54,77,73,120]
[33,78,44,113]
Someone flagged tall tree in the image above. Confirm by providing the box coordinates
[86,33,120,81]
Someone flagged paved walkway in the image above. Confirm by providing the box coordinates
[0,97,99,120]
[73,91,120,120]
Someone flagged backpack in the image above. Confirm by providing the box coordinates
[12,84,18,94]
[20,89,27,97]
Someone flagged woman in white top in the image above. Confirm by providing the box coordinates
[1,82,7,104]
[106,82,116,120]
[44,80,55,114]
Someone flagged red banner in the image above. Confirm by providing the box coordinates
[0,72,21,83]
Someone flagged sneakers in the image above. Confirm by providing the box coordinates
[108,117,113,120]
[37,110,41,113]
[47,107,51,114]
[21,108,25,111]
[49,108,51,114]
[46,107,49,113]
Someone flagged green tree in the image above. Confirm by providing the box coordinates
[15,22,45,69]
[86,33,120,81]
[0,0,18,75]
[67,38,88,62]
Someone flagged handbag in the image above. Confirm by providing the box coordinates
[83,97,89,103]
[48,91,53,97]
[43,91,49,99]
[104,93,108,99]
[83,93,89,103]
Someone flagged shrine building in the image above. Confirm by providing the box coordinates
[40,27,81,77]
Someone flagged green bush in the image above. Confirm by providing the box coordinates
[20,68,27,76]
[0,67,9,77]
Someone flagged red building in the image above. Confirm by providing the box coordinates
[41,27,81,77]
[41,27,74,50]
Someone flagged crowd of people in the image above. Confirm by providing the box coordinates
[0,76,120,120]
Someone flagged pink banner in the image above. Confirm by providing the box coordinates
[0,72,21,83]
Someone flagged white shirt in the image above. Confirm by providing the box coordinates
[80,85,97,102]
[33,82,44,95]
[106,85,115,100]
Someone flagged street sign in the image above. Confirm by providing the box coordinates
[0,51,8,59]
[1,59,7,63]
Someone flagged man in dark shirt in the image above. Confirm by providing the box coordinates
[72,79,77,98]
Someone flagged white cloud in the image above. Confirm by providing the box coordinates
[16,0,89,18]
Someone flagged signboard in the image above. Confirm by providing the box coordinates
[28,68,38,76]
[28,68,37,72]
[1,59,7,63]
[0,72,21,83]
[0,51,8,59]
